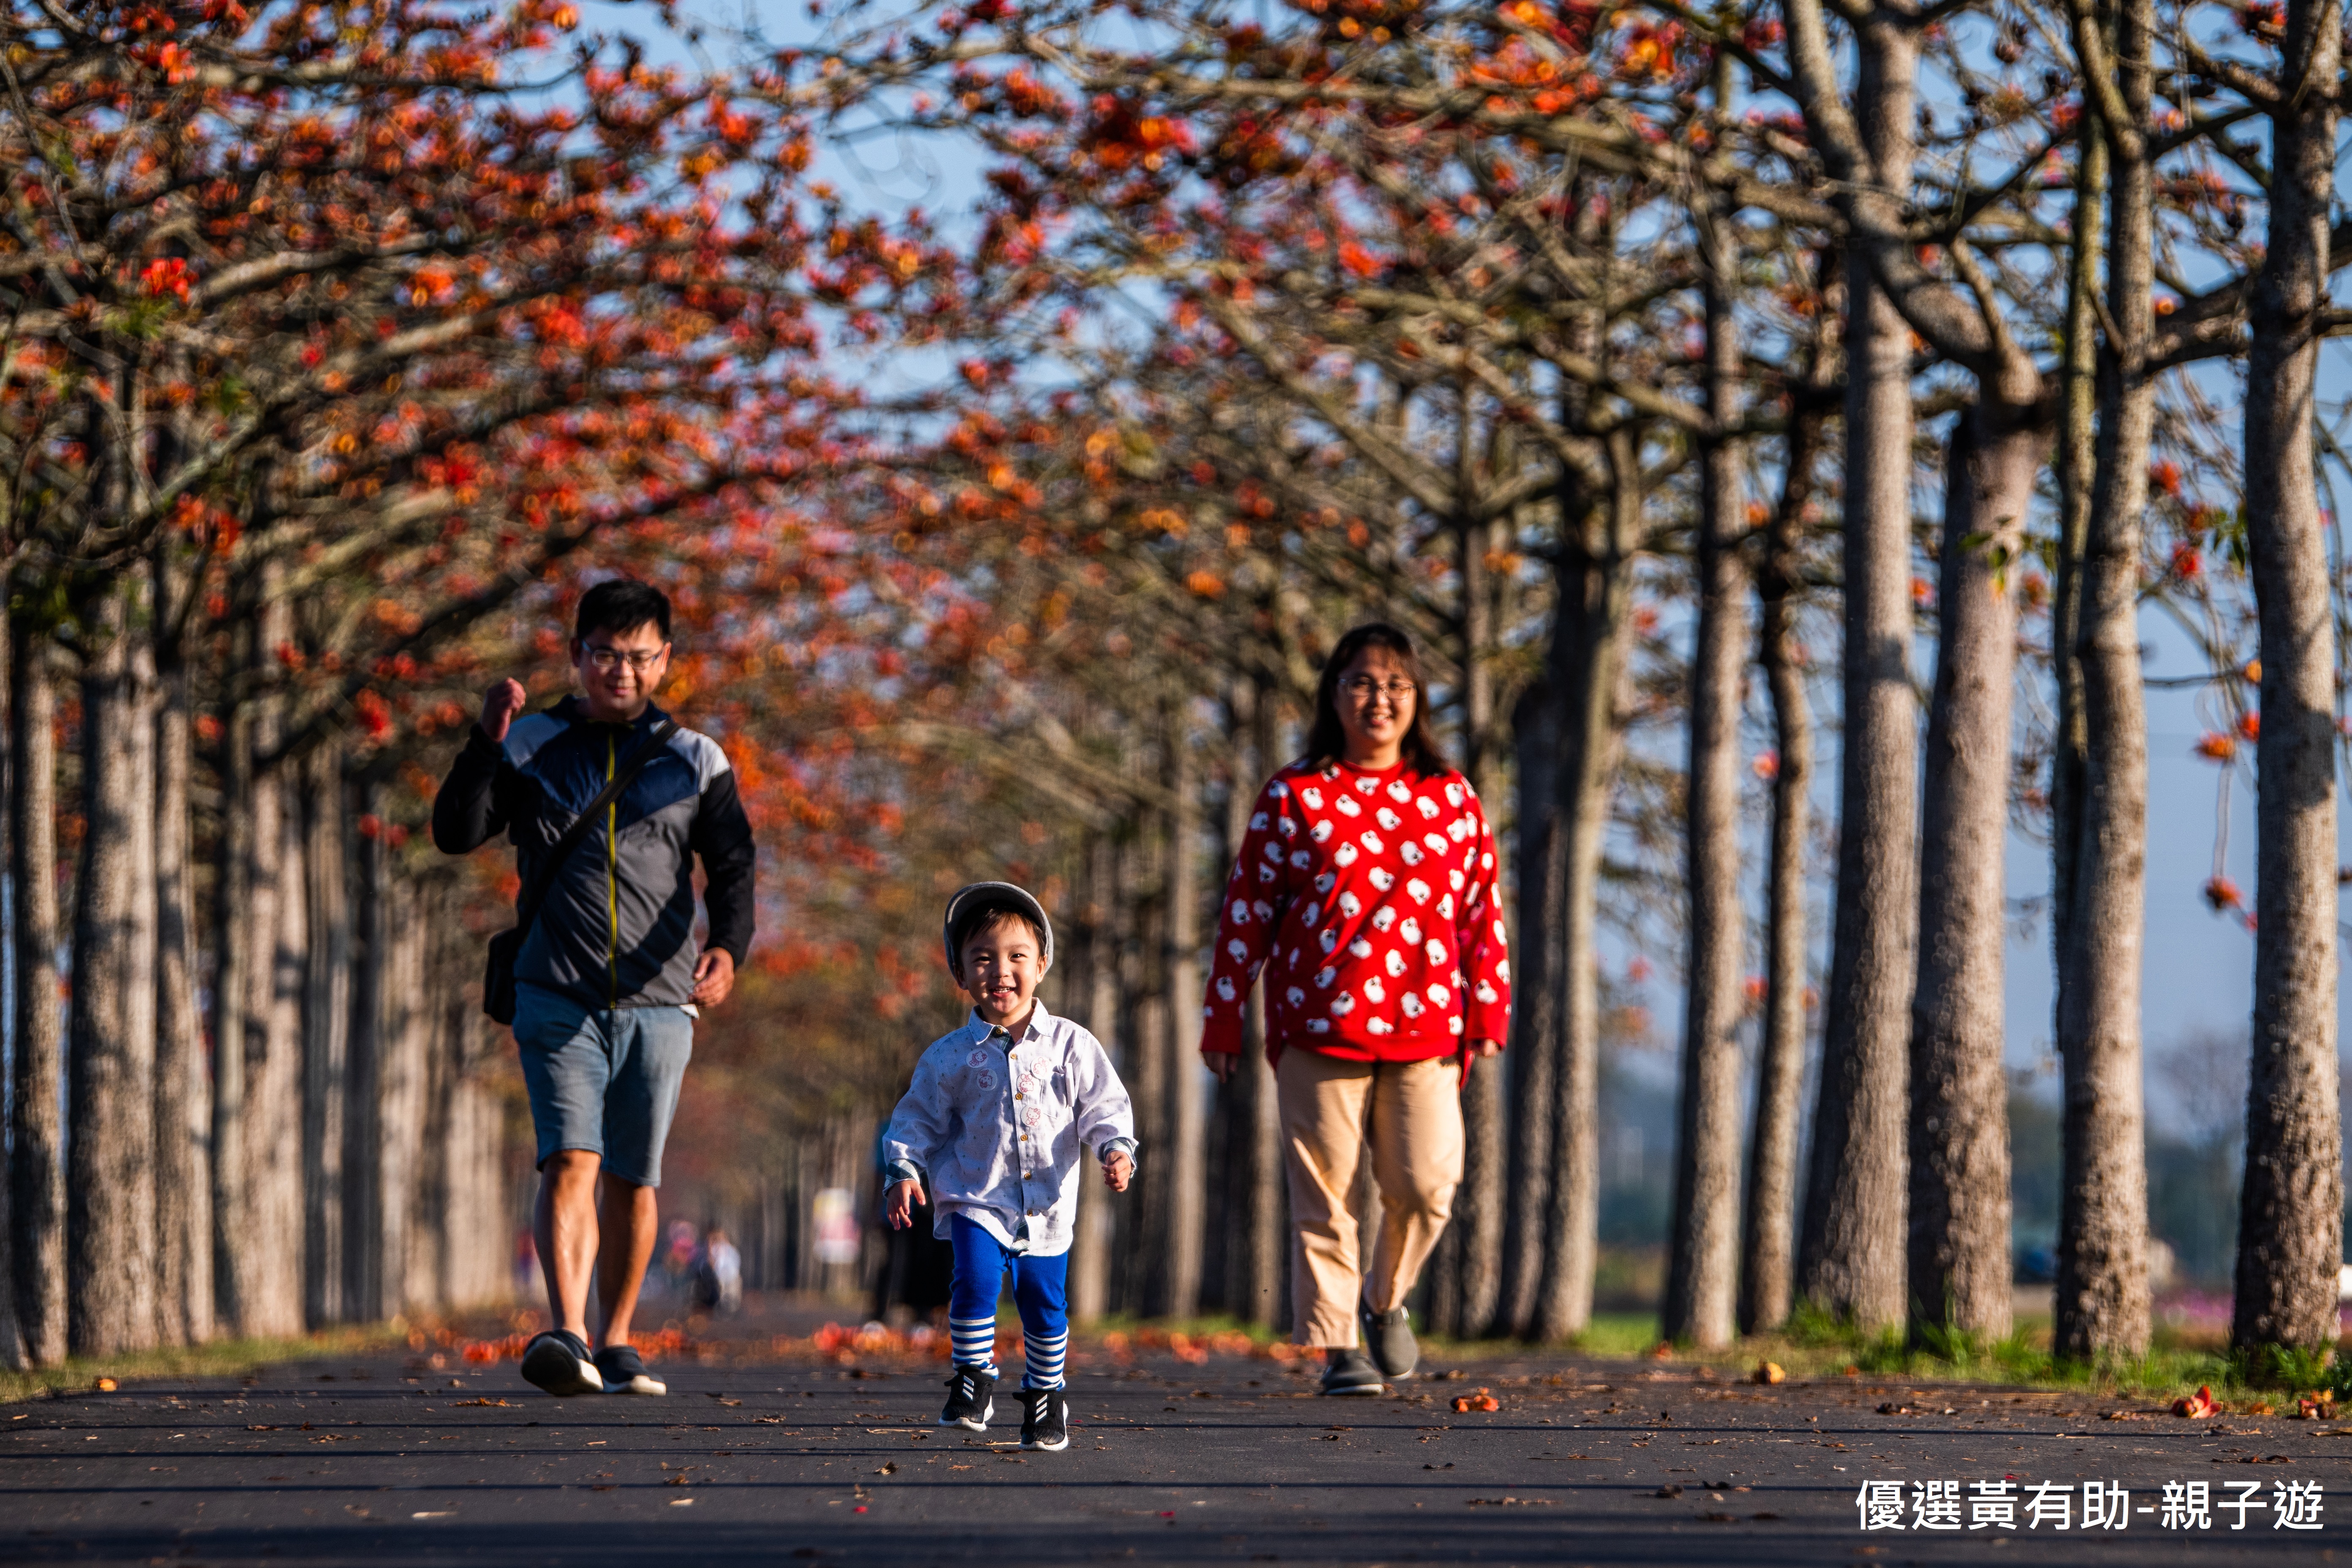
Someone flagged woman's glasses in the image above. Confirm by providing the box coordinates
[581,645,665,672]
[1340,676,1414,701]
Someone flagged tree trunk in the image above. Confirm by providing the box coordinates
[303,742,352,1327]
[239,590,308,1338]
[1124,827,1168,1315]
[10,623,68,1365]
[1797,18,1922,1329]
[153,551,211,1347]
[1663,203,1749,1353]
[1533,441,1641,1343]
[0,605,16,1369]
[2056,0,2154,1361]
[376,871,433,1316]
[1496,676,1562,1339]
[1740,498,1816,1335]
[1442,517,1508,1339]
[1163,700,1206,1320]
[59,588,163,1353]
[1068,833,1117,1326]
[1908,397,2041,1344]
[211,613,256,1334]
[2234,0,2343,1353]
[1220,685,1284,1329]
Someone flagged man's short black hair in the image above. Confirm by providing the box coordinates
[575,578,671,644]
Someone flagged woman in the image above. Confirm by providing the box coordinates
[1202,623,1511,1394]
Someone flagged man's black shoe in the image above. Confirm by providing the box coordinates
[594,1343,666,1396]
[1360,1301,1419,1379]
[939,1366,996,1431]
[519,1330,604,1396]
[1318,1346,1385,1396]
[1019,1386,1068,1451]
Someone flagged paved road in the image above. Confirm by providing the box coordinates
[5,1335,2347,1565]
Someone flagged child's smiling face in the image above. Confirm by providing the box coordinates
[959,913,1048,1029]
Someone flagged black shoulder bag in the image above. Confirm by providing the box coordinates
[483,716,680,1026]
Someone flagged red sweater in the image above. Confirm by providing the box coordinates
[1202,758,1511,1064]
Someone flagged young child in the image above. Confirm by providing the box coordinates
[882,882,1136,1452]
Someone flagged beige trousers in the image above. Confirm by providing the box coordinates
[1276,1048,1465,1347]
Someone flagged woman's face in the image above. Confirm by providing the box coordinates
[1334,644,1416,763]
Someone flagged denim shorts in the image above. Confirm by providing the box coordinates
[512,983,694,1186]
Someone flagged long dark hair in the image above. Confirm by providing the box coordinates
[1304,622,1451,774]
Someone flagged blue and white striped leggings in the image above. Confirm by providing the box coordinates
[946,1214,1069,1390]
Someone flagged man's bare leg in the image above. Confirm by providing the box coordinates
[534,1150,604,1339]
[595,1175,660,1348]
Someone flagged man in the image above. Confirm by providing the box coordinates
[433,578,754,1397]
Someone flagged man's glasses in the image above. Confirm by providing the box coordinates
[580,645,665,672]
[1340,676,1414,701]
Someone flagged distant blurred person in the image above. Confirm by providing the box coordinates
[433,578,756,1399]
[662,1219,701,1303]
[697,1228,743,1315]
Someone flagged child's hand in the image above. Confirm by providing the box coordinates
[1101,1150,1134,1192]
[884,1177,924,1230]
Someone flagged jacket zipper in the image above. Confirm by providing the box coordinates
[604,730,619,1008]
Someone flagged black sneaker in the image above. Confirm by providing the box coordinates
[1318,1346,1385,1396]
[1018,1386,1068,1451]
[1360,1301,1419,1380]
[519,1330,603,1397]
[593,1343,666,1396]
[939,1366,996,1432]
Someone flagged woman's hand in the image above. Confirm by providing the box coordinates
[1206,1050,1239,1084]
[1101,1149,1135,1192]
[1459,1037,1502,1068]
[883,1177,924,1230]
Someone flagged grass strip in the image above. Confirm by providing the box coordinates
[1,1324,413,1405]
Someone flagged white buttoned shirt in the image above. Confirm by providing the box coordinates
[882,1004,1138,1257]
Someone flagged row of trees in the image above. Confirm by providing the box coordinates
[8,0,2349,1368]
[0,0,923,1361]
[757,0,2352,1356]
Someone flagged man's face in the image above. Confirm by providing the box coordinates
[572,620,670,721]
[960,916,1048,1028]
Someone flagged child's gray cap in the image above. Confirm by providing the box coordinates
[942,882,1055,973]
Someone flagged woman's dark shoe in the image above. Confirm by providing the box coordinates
[593,1343,666,1396]
[519,1330,604,1397]
[1360,1301,1419,1379]
[1318,1346,1386,1396]
[939,1366,996,1431]
[1018,1386,1069,1451]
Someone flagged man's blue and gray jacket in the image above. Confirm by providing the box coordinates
[433,696,755,1011]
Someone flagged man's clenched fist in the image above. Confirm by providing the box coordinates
[478,678,527,742]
